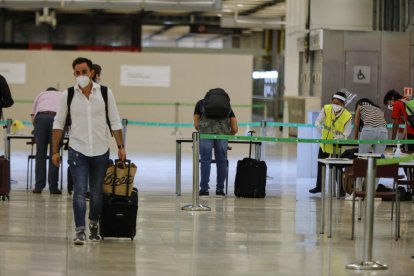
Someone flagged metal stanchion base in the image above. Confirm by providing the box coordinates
[346,261,388,270]
[182,204,211,211]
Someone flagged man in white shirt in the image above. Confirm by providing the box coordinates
[51,57,126,245]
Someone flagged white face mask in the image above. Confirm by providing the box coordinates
[387,105,393,111]
[332,104,342,113]
[76,75,90,88]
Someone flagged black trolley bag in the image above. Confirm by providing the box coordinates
[0,155,10,201]
[100,159,138,240]
[234,131,267,198]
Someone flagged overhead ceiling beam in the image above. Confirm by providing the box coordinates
[145,25,175,40]
[240,0,285,16]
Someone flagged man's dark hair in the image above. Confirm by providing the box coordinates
[91,64,102,82]
[46,87,57,91]
[383,89,402,105]
[72,57,93,70]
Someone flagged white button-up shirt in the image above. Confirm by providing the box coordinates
[53,82,122,157]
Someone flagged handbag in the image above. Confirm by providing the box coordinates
[103,159,137,197]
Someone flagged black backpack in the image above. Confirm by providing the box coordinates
[66,86,113,136]
[0,74,14,120]
[203,88,231,118]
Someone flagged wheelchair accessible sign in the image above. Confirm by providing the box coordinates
[353,66,370,84]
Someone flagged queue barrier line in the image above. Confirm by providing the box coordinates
[200,134,414,145]
[0,119,406,129]
[13,99,265,109]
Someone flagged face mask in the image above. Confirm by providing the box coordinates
[387,105,393,111]
[332,104,342,113]
[76,75,90,88]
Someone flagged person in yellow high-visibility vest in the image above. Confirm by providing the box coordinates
[309,91,353,194]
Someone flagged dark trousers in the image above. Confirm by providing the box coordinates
[34,113,59,191]
[315,148,330,189]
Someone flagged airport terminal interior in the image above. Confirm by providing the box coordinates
[1,0,414,275]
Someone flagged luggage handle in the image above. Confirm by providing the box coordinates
[113,159,132,197]
[247,130,255,159]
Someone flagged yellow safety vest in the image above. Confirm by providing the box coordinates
[320,104,352,154]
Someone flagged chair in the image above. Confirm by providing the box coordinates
[350,158,400,241]
[26,139,36,190]
[26,138,51,190]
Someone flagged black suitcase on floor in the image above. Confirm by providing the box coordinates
[100,188,138,240]
[0,155,10,201]
[100,160,137,240]
[234,131,267,198]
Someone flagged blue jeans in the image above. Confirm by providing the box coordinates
[358,126,388,154]
[34,113,59,191]
[68,147,109,231]
[199,139,228,191]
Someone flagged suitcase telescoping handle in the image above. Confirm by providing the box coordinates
[113,159,131,197]
[247,130,255,158]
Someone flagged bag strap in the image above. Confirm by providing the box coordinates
[113,159,132,197]
[100,86,113,137]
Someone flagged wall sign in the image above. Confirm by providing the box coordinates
[353,66,370,84]
[120,65,171,87]
[404,87,413,98]
[0,62,26,84]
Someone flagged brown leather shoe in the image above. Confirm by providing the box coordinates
[32,189,42,194]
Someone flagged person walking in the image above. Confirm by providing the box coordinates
[51,57,126,245]
[309,90,352,194]
[31,87,62,194]
[194,88,238,197]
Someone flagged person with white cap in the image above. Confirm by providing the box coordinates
[309,90,353,194]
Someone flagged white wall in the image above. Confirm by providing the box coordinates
[0,50,253,126]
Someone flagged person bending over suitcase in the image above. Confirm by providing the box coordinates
[309,90,352,194]
[51,57,126,245]
[194,88,238,197]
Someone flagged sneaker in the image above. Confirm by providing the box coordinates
[73,231,86,245]
[199,190,209,197]
[50,189,62,195]
[309,187,321,194]
[89,223,101,242]
[32,189,42,194]
[215,190,226,197]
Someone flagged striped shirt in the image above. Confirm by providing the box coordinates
[360,103,387,128]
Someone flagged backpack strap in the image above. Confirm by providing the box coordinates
[100,85,113,136]
[65,87,75,133]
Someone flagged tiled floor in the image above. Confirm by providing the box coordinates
[1,126,414,275]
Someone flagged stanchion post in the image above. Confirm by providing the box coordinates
[346,157,387,270]
[172,102,182,135]
[182,132,211,211]
[320,164,326,234]
[259,120,267,160]
[176,141,181,196]
[121,118,128,146]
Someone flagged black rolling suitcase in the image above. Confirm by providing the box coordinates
[234,131,267,198]
[100,159,138,240]
[0,156,10,201]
